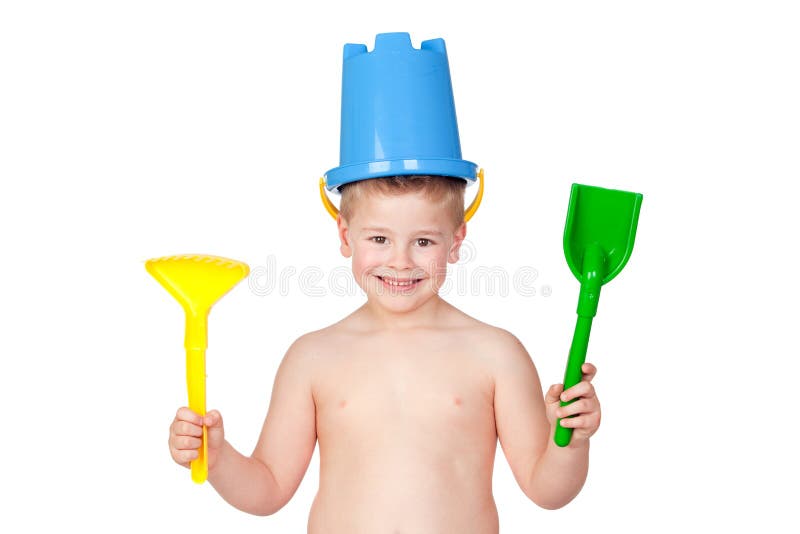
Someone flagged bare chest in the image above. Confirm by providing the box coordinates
[313,336,495,449]
[307,330,501,533]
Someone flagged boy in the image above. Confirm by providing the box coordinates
[168,33,600,532]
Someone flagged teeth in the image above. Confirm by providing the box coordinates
[382,277,418,286]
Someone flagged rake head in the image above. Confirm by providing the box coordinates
[146,254,250,317]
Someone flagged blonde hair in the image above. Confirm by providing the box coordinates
[338,175,467,230]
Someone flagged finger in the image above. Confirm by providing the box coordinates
[544,384,564,404]
[173,435,202,451]
[175,406,203,425]
[173,420,203,438]
[557,413,599,429]
[581,363,597,382]
[556,398,596,419]
[172,448,199,465]
[560,380,596,402]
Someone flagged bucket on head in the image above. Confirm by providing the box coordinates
[323,32,478,192]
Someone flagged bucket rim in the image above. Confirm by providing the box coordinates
[324,157,478,192]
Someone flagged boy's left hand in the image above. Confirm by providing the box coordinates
[545,363,601,444]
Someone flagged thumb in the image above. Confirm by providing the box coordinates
[204,410,223,428]
[204,410,225,448]
[544,383,564,404]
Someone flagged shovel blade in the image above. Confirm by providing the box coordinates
[563,184,642,285]
[554,184,642,447]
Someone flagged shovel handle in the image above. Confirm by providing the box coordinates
[186,347,208,483]
[555,244,604,447]
[554,315,593,446]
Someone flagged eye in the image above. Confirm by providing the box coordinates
[370,236,386,244]
[417,238,433,247]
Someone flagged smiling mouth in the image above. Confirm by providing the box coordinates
[376,276,424,288]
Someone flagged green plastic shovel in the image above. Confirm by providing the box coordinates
[555,184,643,447]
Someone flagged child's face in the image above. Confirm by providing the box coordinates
[337,190,466,310]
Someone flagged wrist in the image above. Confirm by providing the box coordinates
[208,440,231,478]
[547,432,590,455]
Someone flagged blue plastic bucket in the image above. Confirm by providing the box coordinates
[324,32,478,192]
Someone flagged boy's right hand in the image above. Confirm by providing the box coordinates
[168,407,225,471]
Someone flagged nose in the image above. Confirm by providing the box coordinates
[387,243,415,271]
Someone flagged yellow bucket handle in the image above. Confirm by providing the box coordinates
[319,168,485,222]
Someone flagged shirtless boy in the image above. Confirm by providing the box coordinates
[168,33,601,533]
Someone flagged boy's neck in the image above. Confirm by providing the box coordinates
[360,294,451,331]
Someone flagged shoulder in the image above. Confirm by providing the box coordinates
[280,323,349,374]
[453,310,526,351]
[274,328,332,379]
[465,321,535,375]
[483,325,530,357]
[440,305,531,359]
[274,329,335,401]
[284,327,333,359]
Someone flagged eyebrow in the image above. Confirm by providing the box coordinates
[362,226,444,237]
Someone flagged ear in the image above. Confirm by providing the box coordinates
[447,221,467,263]
[337,213,352,258]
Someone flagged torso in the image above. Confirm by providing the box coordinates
[307,307,502,534]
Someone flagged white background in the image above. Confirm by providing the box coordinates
[1,1,797,531]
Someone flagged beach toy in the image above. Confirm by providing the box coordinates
[319,32,483,221]
[319,169,484,222]
[146,254,250,482]
[555,184,643,447]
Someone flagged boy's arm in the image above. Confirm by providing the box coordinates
[492,330,591,510]
[208,334,318,515]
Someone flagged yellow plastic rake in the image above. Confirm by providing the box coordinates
[146,254,249,483]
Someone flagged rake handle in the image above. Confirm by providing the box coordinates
[186,347,207,483]
[185,313,209,484]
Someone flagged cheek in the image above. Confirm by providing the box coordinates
[349,247,383,278]
[353,246,383,264]
[416,248,449,272]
